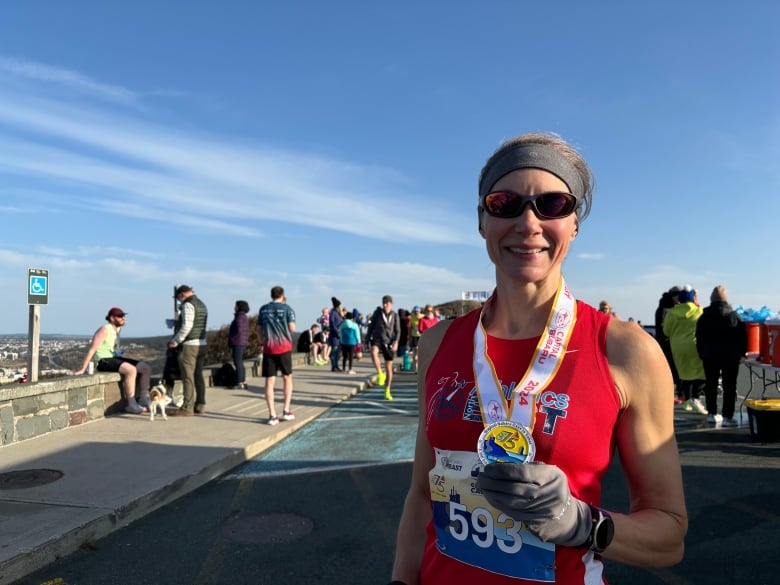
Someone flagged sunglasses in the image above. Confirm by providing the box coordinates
[480,191,578,220]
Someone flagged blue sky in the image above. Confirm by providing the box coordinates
[1,1,778,336]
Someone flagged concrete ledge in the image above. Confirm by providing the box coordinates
[0,374,123,447]
[0,353,314,446]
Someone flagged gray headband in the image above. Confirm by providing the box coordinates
[478,143,585,198]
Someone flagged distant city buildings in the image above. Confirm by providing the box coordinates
[0,335,90,380]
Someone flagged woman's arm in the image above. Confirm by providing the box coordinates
[604,319,688,566]
[390,321,450,584]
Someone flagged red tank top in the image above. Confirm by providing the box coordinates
[421,300,620,584]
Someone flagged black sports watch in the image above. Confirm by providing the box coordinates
[579,505,614,553]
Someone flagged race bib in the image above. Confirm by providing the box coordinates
[429,448,555,582]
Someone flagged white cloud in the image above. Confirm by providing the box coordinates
[0,94,472,243]
[0,56,140,106]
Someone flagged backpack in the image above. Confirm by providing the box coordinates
[214,362,238,387]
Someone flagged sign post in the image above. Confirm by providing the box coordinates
[27,268,49,383]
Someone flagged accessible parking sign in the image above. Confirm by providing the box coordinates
[28,268,49,305]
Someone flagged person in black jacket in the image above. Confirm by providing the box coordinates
[655,287,681,400]
[366,294,400,400]
[695,285,747,426]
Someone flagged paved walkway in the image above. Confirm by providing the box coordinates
[2,360,778,585]
[0,359,382,585]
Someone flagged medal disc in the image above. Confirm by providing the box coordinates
[477,420,536,465]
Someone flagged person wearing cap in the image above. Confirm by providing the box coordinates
[74,307,152,414]
[168,285,209,416]
[390,133,686,585]
[366,295,400,400]
[695,285,747,427]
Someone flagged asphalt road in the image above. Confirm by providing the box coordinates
[12,375,780,585]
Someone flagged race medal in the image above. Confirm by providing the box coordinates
[477,420,536,465]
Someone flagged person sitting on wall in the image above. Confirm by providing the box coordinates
[74,307,152,414]
[297,323,326,365]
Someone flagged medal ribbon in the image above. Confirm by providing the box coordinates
[473,277,577,430]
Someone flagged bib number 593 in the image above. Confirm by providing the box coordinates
[448,501,523,554]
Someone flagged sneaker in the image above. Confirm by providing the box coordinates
[706,414,716,424]
[684,400,693,411]
[691,398,708,415]
[377,371,387,386]
[267,416,280,426]
[348,370,356,375]
[384,387,393,401]
[673,397,685,405]
[282,410,295,421]
[124,401,145,414]
[721,417,738,427]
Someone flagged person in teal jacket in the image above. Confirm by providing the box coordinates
[339,312,362,375]
[663,286,707,414]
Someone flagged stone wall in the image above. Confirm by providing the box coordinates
[0,374,123,447]
[0,356,307,447]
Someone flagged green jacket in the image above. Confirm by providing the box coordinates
[663,301,705,380]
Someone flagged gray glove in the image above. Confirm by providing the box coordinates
[476,462,590,547]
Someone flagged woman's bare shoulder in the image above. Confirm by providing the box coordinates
[606,318,673,407]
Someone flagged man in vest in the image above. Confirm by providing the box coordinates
[168,284,209,416]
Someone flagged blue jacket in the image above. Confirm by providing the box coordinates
[339,319,361,346]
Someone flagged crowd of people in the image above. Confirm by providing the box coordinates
[76,284,211,416]
[654,283,747,426]
[295,296,447,401]
[595,285,749,428]
[72,277,750,433]
[74,282,447,421]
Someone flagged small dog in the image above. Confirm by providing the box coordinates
[148,382,172,421]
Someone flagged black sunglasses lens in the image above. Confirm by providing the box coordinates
[484,192,525,217]
[484,192,577,218]
[535,193,577,218]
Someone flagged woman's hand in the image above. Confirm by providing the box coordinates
[477,462,591,546]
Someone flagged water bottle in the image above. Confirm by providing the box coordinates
[403,351,412,372]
